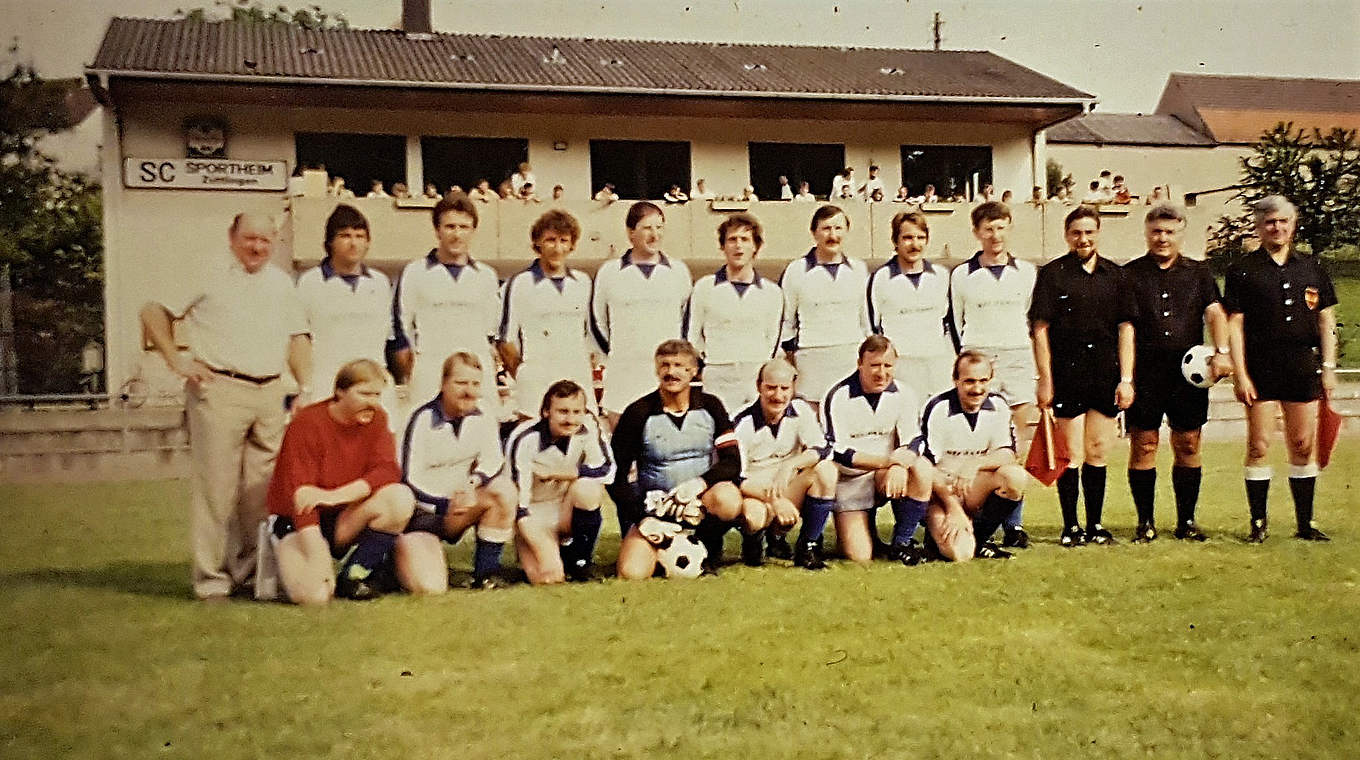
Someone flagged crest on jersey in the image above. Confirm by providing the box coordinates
[1305,286,1319,310]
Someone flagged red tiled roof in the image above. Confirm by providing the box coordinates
[1161,73,1360,115]
[1046,113,1214,146]
[89,18,1094,103]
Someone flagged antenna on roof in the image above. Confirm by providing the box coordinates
[933,12,944,51]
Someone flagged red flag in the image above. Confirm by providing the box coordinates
[1025,408,1071,486]
[1318,393,1342,469]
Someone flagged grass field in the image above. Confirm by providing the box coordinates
[2,442,1358,759]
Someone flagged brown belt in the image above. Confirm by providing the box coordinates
[209,367,281,385]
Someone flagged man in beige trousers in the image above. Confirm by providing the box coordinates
[141,212,311,600]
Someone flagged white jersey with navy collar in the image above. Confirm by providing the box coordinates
[296,259,392,399]
[499,260,597,365]
[393,250,501,360]
[401,399,504,515]
[779,249,871,352]
[684,266,783,365]
[590,250,692,361]
[505,415,615,509]
[822,372,921,467]
[948,252,1036,350]
[731,398,830,478]
[868,257,955,357]
[917,388,1016,465]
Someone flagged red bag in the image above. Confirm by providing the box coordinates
[1318,393,1342,469]
[1025,408,1071,486]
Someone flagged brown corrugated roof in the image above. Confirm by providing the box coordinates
[1046,113,1214,146]
[1162,73,1360,114]
[89,17,1094,103]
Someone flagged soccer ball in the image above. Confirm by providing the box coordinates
[656,532,707,579]
[1181,345,1218,389]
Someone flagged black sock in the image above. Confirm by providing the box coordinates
[1058,467,1080,529]
[569,507,603,566]
[473,538,504,581]
[797,495,834,546]
[974,493,1022,543]
[890,497,927,545]
[1081,464,1107,529]
[340,528,397,582]
[1171,466,1202,525]
[1289,477,1316,531]
[1128,468,1156,524]
[695,515,731,561]
[1246,478,1270,523]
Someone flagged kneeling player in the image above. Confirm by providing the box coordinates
[609,340,744,579]
[506,381,615,584]
[401,352,518,589]
[821,336,936,565]
[732,358,838,568]
[267,359,420,604]
[917,351,1028,561]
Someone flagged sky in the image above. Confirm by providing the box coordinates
[4,0,1358,166]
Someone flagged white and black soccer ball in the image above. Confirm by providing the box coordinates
[655,532,707,579]
[1181,344,1218,389]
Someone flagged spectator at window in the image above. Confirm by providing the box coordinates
[510,162,536,195]
[594,183,619,203]
[1146,185,1167,205]
[831,167,855,200]
[1053,186,1074,205]
[497,179,515,200]
[979,183,995,202]
[552,184,565,201]
[366,180,389,199]
[326,176,353,198]
[691,178,714,201]
[422,182,441,200]
[1029,186,1045,206]
[392,182,411,199]
[860,164,885,200]
[919,184,939,204]
[1097,170,1113,193]
[1112,176,1132,204]
[1000,189,1013,204]
[519,182,542,204]
[447,185,464,197]
[869,187,885,203]
[741,185,760,202]
[468,179,497,203]
[663,184,689,203]
[893,185,911,203]
[1081,180,1108,205]
[778,175,794,201]
[794,181,816,202]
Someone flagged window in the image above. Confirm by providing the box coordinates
[421,136,529,194]
[900,145,992,200]
[589,140,690,200]
[749,142,845,200]
[295,132,405,195]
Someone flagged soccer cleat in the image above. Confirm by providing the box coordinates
[888,539,927,567]
[1059,525,1086,548]
[741,531,766,567]
[1002,526,1030,549]
[1132,522,1158,543]
[469,576,504,590]
[1085,524,1117,545]
[1247,519,1269,544]
[974,541,1013,560]
[793,541,827,571]
[1174,521,1209,542]
[566,558,596,583]
[1295,523,1331,541]
[766,532,794,560]
[336,572,383,601]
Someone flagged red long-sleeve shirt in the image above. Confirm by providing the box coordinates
[267,400,402,518]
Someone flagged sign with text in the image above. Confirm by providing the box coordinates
[123,158,288,191]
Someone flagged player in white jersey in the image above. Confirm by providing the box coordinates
[731,358,838,569]
[506,380,614,584]
[779,205,871,408]
[499,209,599,419]
[916,350,1029,561]
[822,336,936,565]
[948,201,1037,548]
[590,201,693,423]
[685,212,783,415]
[868,210,955,400]
[295,205,396,417]
[400,352,517,589]
[392,194,502,416]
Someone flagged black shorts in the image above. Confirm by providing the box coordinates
[404,509,446,538]
[271,511,347,559]
[1127,350,1209,432]
[1247,343,1323,403]
[1051,343,1119,419]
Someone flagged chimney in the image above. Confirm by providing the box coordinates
[402,0,432,34]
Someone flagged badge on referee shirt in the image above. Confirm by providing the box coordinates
[1305,287,1319,310]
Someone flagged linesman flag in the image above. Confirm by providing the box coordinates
[1025,408,1070,486]
[1318,391,1342,469]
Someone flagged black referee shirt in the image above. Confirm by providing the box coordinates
[1029,252,1137,350]
[1223,249,1337,348]
[1124,253,1221,355]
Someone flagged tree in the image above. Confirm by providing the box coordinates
[174,1,349,30]
[1208,123,1360,261]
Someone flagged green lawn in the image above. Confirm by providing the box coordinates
[2,442,1357,759]
[1331,277,1360,368]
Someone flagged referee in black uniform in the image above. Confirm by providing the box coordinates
[1124,203,1233,542]
[1031,205,1136,547]
[1224,195,1338,543]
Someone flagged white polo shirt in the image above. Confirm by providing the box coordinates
[948,252,1036,350]
[731,398,830,478]
[505,415,615,509]
[590,250,692,360]
[917,388,1016,465]
[499,260,597,367]
[393,250,501,403]
[822,371,921,467]
[400,399,504,514]
[168,253,307,378]
[685,267,783,366]
[778,250,871,352]
[867,257,954,357]
[295,258,392,394]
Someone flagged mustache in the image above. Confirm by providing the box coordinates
[661,374,683,383]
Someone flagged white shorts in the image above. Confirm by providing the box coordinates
[518,499,568,537]
[794,343,860,407]
[514,358,595,419]
[833,465,878,512]
[601,352,656,415]
[701,361,762,416]
[977,346,1035,407]
[893,354,954,401]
